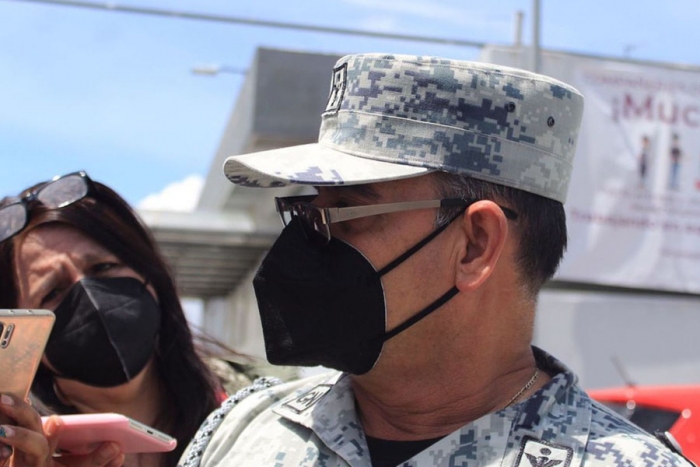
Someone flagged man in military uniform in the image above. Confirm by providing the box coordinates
[179,54,694,467]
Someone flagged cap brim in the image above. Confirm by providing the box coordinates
[223,143,430,188]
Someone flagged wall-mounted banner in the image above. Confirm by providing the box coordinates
[481,46,700,293]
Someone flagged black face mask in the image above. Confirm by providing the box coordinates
[44,276,162,387]
[252,216,461,375]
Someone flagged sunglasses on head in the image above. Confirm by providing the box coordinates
[0,171,94,244]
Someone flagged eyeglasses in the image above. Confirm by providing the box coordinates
[0,171,94,243]
[275,195,518,245]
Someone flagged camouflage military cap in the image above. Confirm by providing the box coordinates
[223,53,584,202]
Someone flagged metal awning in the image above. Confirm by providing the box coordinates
[145,48,338,300]
[138,209,280,298]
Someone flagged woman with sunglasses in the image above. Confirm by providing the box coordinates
[0,172,264,467]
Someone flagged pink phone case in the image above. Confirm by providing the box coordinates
[43,413,177,455]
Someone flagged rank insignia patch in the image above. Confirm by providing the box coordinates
[514,437,573,467]
[283,384,333,414]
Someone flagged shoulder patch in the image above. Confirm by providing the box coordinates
[283,384,333,414]
[514,436,573,467]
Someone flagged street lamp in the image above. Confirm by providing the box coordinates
[191,65,247,76]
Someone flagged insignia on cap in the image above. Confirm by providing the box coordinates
[324,63,348,114]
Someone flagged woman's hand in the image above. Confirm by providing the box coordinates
[0,394,124,467]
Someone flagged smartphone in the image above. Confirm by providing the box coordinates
[0,309,55,401]
[43,413,177,455]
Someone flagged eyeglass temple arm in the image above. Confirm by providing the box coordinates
[326,198,516,223]
[324,200,441,223]
[326,199,458,223]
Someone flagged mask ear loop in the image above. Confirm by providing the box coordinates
[380,287,460,342]
[51,377,73,407]
[141,277,162,306]
[373,207,468,343]
[140,278,163,359]
[377,207,468,277]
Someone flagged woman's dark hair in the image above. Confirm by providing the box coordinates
[433,172,568,299]
[0,180,220,466]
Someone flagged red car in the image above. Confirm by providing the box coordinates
[589,385,700,464]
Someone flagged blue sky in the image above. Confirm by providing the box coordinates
[2,0,700,208]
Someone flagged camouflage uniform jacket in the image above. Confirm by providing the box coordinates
[181,348,693,467]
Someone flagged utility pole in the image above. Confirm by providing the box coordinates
[531,0,541,73]
[514,10,524,47]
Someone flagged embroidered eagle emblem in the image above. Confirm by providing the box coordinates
[515,438,572,467]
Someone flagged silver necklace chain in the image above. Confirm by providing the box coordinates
[503,369,540,409]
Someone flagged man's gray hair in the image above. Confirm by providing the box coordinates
[432,172,568,300]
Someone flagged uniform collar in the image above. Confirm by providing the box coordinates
[273,347,592,467]
[274,371,369,466]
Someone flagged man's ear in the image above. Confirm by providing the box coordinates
[454,201,509,292]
